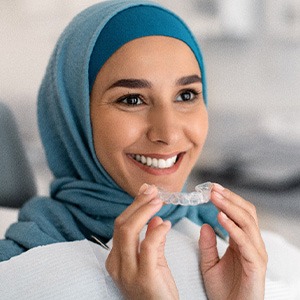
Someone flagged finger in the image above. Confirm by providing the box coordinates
[211,190,264,251]
[116,183,158,224]
[105,247,121,280]
[107,213,163,283]
[211,185,264,248]
[139,220,172,274]
[211,184,262,243]
[218,212,267,270]
[146,216,164,236]
[113,196,163,273]
[211,189,257,231]
[212,183,258,225]
[114,196,163,245]
[199,224,220,275]
[112,184,159,249]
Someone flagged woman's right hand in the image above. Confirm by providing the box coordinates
[105,183,179,300]
[199,184,268,300]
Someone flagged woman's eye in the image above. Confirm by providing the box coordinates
[118,95,144,106]
[176,90,199,102]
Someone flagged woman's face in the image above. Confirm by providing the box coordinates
[90,36,208,197]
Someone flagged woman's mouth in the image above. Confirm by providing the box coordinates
[128,152,184,175]
[132,154,178,169]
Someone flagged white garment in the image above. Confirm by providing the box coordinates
[0,218,299,299]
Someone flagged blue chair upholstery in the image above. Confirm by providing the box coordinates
[0,102,36,208]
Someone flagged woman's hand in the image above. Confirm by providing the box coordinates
[106,183,179,300]
[199,183,268,300]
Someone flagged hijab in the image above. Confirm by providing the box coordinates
[0,0,226,262]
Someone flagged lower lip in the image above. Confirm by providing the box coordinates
[128,154,184,175]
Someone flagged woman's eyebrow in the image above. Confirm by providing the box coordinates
[108,79,152,89]
[176,75,202,86]
[107,75,202,90]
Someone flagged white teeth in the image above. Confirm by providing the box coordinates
[134,154,177,169]
[158,159,166,168]
[146,157,152,166]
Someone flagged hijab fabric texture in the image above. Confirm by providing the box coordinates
[0,0,226,261]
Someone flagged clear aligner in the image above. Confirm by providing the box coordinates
[158,182,212,206]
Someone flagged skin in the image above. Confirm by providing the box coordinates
[90,36,267,299]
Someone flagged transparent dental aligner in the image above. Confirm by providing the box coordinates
[158,182,213,206]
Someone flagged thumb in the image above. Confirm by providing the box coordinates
[199,224,220,275]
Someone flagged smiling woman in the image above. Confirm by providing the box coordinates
[90,36,208,196]
[0,1,268,299]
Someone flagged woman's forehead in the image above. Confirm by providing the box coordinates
[93,36,201,90]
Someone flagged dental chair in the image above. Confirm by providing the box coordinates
[0,102,36,208]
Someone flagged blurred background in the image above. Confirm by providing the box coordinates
[0,0,299,248]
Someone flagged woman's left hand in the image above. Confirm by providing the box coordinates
[106,184,179,300]
[199,184,268,300]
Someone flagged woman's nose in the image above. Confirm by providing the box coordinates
[146,106,181,145]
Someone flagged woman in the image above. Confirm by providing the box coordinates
[0,0,267,298]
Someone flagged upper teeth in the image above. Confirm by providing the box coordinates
[134,154,177,169]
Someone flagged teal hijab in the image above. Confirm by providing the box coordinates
[0,0,226,262]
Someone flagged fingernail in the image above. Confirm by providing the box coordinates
[138,183,149,195]
[214,183,225,192]
[213,191,224,200]
[220,211,228,220]
[150,197,162,205]
[138,183,155,195]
